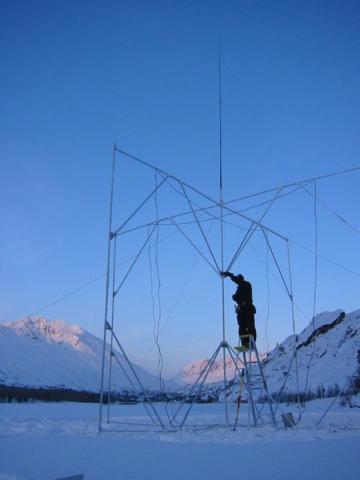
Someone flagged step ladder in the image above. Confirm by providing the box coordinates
[234,334,278,428]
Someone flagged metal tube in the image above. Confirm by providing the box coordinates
[112,352,156,425]
[287,240,301,420]
[171,343,221,424]
[113,224,157,297]
[252,339,277,426]
[114,176,168,234]
[242,349,257,426]
[169,218,219,274]
[218,35,229,426]
[179,344,223,428]
[110,327,166,429]
[115,147,288,240]
[220,192,228,427]
[98,143,117,433]
[106,235,118,422]
[116,147,360,213]
[262,229,292,299]
[179,182,220,272]
[227,188,283,271]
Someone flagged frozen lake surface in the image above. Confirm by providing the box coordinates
[0,398,359,479]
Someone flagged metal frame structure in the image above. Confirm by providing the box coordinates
[169,335,279,430]
[97,144,305,433]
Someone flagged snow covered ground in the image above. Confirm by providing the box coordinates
[0,398,360,479]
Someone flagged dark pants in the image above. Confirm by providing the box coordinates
[237,304,257,347]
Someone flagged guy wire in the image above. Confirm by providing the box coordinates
[302,180,319,412]
[147,174,166,396]
[265,240,270,355]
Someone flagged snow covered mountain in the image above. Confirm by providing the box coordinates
[2,310,359,397]
[173,357,238,386]
[173,352,268,386]
[173,310,360,396]
[264,309,360,395]
[0,317,160,391]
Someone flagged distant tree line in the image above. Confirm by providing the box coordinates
[0,384,218,404]
[259,377,360,405]
[0,385,142,404]
[0,384,100,403]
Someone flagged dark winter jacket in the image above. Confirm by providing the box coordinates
[228,274,253,305]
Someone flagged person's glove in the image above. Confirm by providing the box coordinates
[220,271,231,278]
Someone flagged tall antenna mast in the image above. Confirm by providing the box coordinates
[218,34,224,197]
[218,33,229,424]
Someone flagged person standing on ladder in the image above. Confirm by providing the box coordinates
[220,271,257,350]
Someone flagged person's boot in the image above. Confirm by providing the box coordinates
[235,345,249,352]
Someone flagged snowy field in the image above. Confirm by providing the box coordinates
[1,398,360,480]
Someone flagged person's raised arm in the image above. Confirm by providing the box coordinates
[220,271,240,285]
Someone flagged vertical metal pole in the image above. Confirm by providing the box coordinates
[250,346,258,425]
[98,143,117,433]
[218,33,229,425]
[106,235,117,422]
[252,338,277,426]
[243,350,257,427]
[286,239,301,420]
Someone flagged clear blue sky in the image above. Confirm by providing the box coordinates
[1,0,360,375]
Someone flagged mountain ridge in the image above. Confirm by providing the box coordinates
[1,310,359,397]
[0,316,159,391]
[173,309,360,395]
